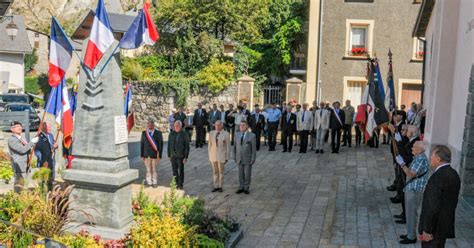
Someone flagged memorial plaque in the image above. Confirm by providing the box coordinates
[114,115,128,144]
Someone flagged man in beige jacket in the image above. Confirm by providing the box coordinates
[208,120,230,192]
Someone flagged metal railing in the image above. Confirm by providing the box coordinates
[0,209,67,248]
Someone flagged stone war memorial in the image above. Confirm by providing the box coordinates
[62,40,138,239]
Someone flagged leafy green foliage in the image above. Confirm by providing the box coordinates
[0,166,13,184]
[24,48,38,74]
[197,59,235,94]
[122,58,144,81]
[24,76,40,95]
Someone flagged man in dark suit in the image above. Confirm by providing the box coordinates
[193,102,208,148]
[329,101,345,153]
[225,104,236,145]
[418,145,460,248]
[174,106,187,124]
[280,105,297,153]
[250,106,265,151]
[140,119,164,188]
[35,122,58,191]
[168,120,190,190]
[208,103,222,131]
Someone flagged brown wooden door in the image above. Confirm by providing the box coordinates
[401,83,422,107]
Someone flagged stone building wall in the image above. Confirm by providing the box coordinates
[318,0,422,104]
[131,82,238,132]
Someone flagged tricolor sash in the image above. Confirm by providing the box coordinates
[145,131,158,152]
[334,109,343,126]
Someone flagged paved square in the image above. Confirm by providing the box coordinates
[130,141,474,248]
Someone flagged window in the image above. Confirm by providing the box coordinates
[34,41,39,49]
[34,33,39,38]
[412,37,425,61]
[345,20,374,58]
[343,77,367,107]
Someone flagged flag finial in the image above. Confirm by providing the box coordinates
[388,49,393,61]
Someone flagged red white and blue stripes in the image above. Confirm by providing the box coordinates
[84,0,115,69]
[46,80,74,149]
[48,17,73,87]
[119,2,159,49]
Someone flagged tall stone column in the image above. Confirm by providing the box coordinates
[286,77,304,104]
[461,65,474,196]
[237,76,255,109]
[62,40,138,239]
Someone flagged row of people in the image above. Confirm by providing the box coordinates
[384,120,460,247]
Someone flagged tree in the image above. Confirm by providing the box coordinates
[24,48,38,74]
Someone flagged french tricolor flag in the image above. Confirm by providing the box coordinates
[119,2,159,49]
[46,80,74,149]
[48,17,73,87]
[84,0,115,69]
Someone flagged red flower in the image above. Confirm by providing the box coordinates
[351,47,367,56]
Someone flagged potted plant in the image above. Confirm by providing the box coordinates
[417,51,424,59]
[351,47,367,56]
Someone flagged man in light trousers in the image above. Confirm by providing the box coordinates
[395,141,429,244]
[234,121,256,195]
[314,101,330,154]
[208,121,230,192]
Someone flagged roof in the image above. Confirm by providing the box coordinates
[413,0,436,37]
[71,10,136,40]
[0,15,33,54]
[0,0,13,16]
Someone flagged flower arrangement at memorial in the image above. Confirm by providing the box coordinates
[417,51,425,59]
[0,181,239,247]
[351,47,367,56]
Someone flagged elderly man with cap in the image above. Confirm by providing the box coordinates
[8,121,39,193]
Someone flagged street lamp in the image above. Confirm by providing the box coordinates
[1,16,18,40]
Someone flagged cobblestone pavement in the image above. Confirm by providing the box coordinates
[130,141,474,248]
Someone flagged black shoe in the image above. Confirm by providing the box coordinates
[399,238,416,244]
[282,150,287,153]
[399,234,408,240]
[342,144,347,147]
[335,151,339,154]
[152,184,158,188]
[299,151,303,153]
[218,188,223,192]
[320,150,324,154]
[394,214,405,219]
[331,150,336,154]
[395,219,406,224]
[387,185,397,191]
[212,188,219,192]
[348,145,352,147]
[236,189,244,194]
[315,150,320,154]
[244,190,250,194]
[288,150,291,153]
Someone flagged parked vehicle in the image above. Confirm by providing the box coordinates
[2,103,40,131]
[0,94,30,111]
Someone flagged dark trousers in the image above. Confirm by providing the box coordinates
[342,124,352,146]
[354,125,362,145]
[369,130,379,148]
[196,126,206,147]
[421,237,446,248]
[185,128,193,142]
[252,129,262,151]
[299,130,309,153]
[397,168,407,215]
[281,129,293,152]
[267,122,279,150]
[171,157,185,188]
[331,129,342,152]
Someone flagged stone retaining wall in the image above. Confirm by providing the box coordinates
[131,82,238,132]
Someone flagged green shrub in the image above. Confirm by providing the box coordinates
[0,166,13,184]
[25,76,40,95]
[122,58,144,81]
[24,48,38,74]
[196,58,235,94]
